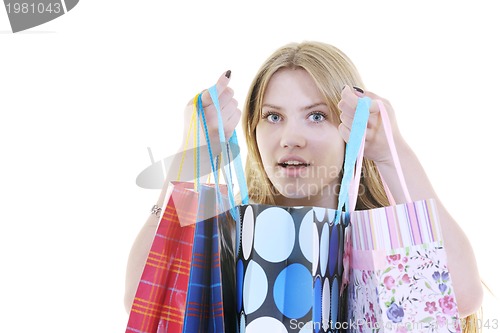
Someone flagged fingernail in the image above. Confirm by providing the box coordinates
[225,70,232,79]
[353,86,364,94]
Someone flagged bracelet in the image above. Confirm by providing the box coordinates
[151,204,162,217]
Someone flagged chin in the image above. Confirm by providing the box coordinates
[273,181,318,200]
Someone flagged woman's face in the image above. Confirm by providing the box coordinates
[256,68,345,208]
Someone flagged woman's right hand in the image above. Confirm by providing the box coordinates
[181,70,241,156]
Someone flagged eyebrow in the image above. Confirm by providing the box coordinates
[262,102,328,111]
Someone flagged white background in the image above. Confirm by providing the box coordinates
[1,0,499,332]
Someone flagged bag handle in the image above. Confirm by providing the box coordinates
[335,96,371,224]
[196,85,249,221]
[346,99,412,212]
[375,99,411,204]
[207,85,249,205]
[177,93,201,188]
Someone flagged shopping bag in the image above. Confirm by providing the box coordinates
[182,193,237,333]
[234,98,374,333]
[236,204,348,333]
[126,85,249,333]
[125,182,234,333]
[346,99,462,332]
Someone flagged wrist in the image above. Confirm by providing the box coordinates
[374,133,411,169]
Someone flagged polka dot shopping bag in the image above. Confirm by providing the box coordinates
[235,98,373,333]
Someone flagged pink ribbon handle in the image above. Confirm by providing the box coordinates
[348,99,412,209]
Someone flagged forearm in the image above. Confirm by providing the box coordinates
[124,144,217,313]
[375,139,483,317]
[124,196,165,314]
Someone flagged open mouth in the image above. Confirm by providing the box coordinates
[278,161,311,168]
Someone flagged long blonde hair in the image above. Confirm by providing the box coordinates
[241,40,479,332]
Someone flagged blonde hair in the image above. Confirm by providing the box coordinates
[462,311,482,333]
[241,40,479,332]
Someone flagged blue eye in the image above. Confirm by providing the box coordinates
[263,112,282,123]
[308,112,326,122]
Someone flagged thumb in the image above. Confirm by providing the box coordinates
[360,90,385,114]
[202,70,231,106]
[215,70,232,96]
[351,86,381,101]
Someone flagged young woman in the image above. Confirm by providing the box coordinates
[125,41,482,331]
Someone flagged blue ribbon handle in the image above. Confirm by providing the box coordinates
[196,85,249,221]
[334,96,371,224]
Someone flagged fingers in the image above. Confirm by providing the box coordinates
[223,106,242,139]
[338,86,399,153]
[338,86,358,115]
[202,83,238,126]
[216,70,232,96]
[201,70,231,107]
[339,85,387,113]
[361,91,386,114]
[338,123,350,144]
[218,87,235,109]
[338,86,379,140]
[339,110,353,131]
[191,70,241,142]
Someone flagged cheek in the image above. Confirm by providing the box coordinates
[256,125,272,163]
[313,130,345,165]
[331,144,345,173]
[330,131,345,155]
[255,125,263,148]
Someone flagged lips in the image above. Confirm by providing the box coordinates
[278,161,310,168]
[277,156,311,168]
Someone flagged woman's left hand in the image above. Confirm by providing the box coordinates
[337,86,403,165]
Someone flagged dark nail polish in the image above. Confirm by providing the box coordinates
[225,70,232,79]
[353,86,364,94]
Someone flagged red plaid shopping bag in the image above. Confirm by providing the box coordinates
[125,182,234,333]
[126,182,196,333]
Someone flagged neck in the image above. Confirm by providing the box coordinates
[273,182,339,209]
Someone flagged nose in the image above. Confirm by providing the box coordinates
[280,119,306,148]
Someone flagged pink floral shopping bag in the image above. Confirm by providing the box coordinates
[348,199,461,332]
[344,99,462,332]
